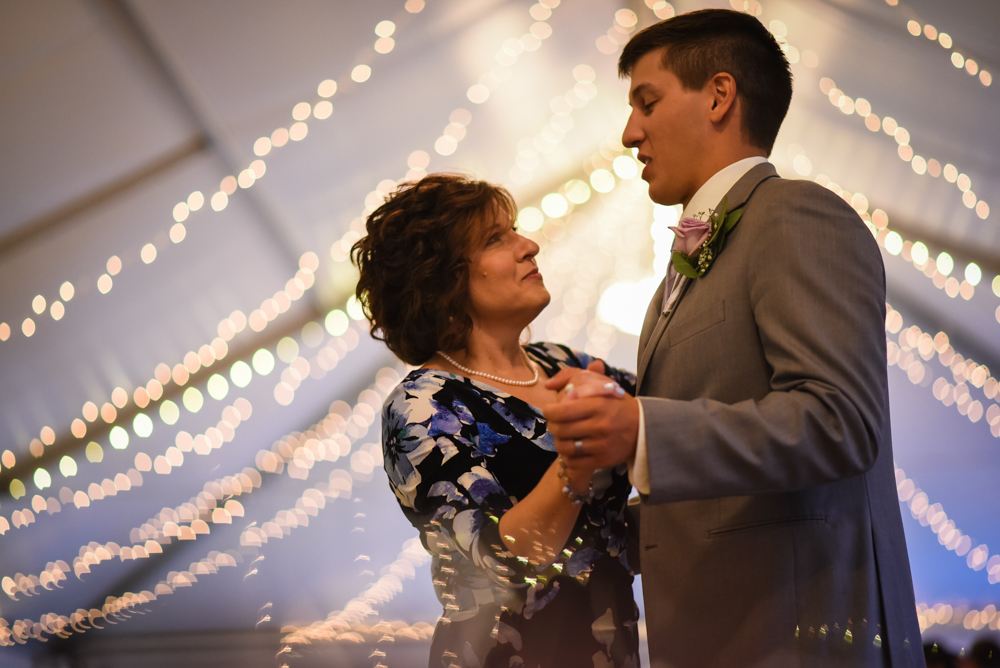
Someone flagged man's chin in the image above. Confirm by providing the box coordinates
[645,181,682,207]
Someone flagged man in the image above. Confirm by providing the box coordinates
[544,9,923,668]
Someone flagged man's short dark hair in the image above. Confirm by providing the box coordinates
[619,9,792,153]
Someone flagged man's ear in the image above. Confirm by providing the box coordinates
[707,72,738,123]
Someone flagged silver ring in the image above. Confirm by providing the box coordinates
[574,440,584,456]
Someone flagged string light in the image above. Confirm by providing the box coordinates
[917,602,1000,633]
[884,304,1000,438]
[815,76,990,220]
[507,65,599,186]
[782,142,985,304]
[895,465,1000,587]
[4,256,318,495]
[0,4,427,341]
[896,11,992,88]
[280,537,430,647]
[3,318,362,537]
[331,0,568,266]
[0,365,402,645]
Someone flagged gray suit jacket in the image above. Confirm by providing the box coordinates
[634,163,923,668]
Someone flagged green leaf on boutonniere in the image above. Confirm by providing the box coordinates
[671,251,700,279]
[678,195,746,279]
[723,208,742,232]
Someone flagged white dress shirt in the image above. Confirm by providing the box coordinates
[630,156,770,494]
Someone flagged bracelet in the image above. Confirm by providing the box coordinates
[557,456,594,505]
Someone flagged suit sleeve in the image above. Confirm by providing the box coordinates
[639,184,889,504]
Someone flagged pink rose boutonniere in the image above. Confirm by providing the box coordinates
[669,195,744,279]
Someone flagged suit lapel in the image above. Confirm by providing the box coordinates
[636,276,691,389]
[635,162,779,392]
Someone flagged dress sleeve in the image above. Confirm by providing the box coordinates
[381,380,534,589]
[526,342,637,396]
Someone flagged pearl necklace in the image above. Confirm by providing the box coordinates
[437,349,540,387]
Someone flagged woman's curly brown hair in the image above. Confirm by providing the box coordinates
[350,174,517,365]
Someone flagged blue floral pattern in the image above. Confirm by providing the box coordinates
[382,342,640,667]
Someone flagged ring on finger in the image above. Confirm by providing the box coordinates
[574,439,584,456]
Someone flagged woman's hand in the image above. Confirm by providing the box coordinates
[553,360,626,402]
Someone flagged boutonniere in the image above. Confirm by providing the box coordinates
[670,196,744,279]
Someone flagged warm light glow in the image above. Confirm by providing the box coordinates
[159,400,180,425]
[597,276,663,336]
[405,0,424,11]
[518,207,544,232]
[238,169,256,189]
[541,193,568,218]
[313,100,332,119]
[207,374,229,401]
[252,349,275,375]
[937,252,954,276]
[613,155,639,179]
[434,136,458,156]
[170,223,186,243]
[96,273,114,294]
[182,387,204,413]
[965,263,982,286]
[254,137,272,156]
[129,414,152,440]
[325,310,349,336]
[564,179,591,204]
[292,102,311,121]
[33,468,51,490]
[271,127,289,147]
[375,37,395,54]
[313,79,338,102]
[59,455,77,477]
[289,122,308,141]
[885,231,903,255]
[141,243,157,264]
[910,242,929,266]
[188,191,204,211]
[211,191,228,211]
[467,84,490,104]
[110,426,129,450]
[173,202,190,222]
[50,301,64,320]
[590,169,615,193]
[231,361,252,388]
[408,150,430,170]
[351,65,371,82]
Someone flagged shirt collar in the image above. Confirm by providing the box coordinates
[681,156,770,221]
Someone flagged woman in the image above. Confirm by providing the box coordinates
[352,174,639,668]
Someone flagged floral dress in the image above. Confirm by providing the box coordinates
[381,342,640,668]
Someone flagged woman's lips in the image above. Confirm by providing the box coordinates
[524,269,541,280]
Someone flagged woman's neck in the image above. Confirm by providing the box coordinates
[443,325,531,378]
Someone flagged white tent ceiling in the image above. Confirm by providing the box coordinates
[1,0,998,664]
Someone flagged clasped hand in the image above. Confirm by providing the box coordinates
[544,360,640,473]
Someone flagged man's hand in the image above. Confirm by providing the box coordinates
[544,394,640,471]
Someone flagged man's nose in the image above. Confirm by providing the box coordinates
[622,112,643,149]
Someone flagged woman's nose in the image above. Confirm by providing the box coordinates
[518,233,540,261]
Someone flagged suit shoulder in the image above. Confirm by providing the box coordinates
[744,177,883,267]
[754,176,859,216]
[749,177,873,237]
